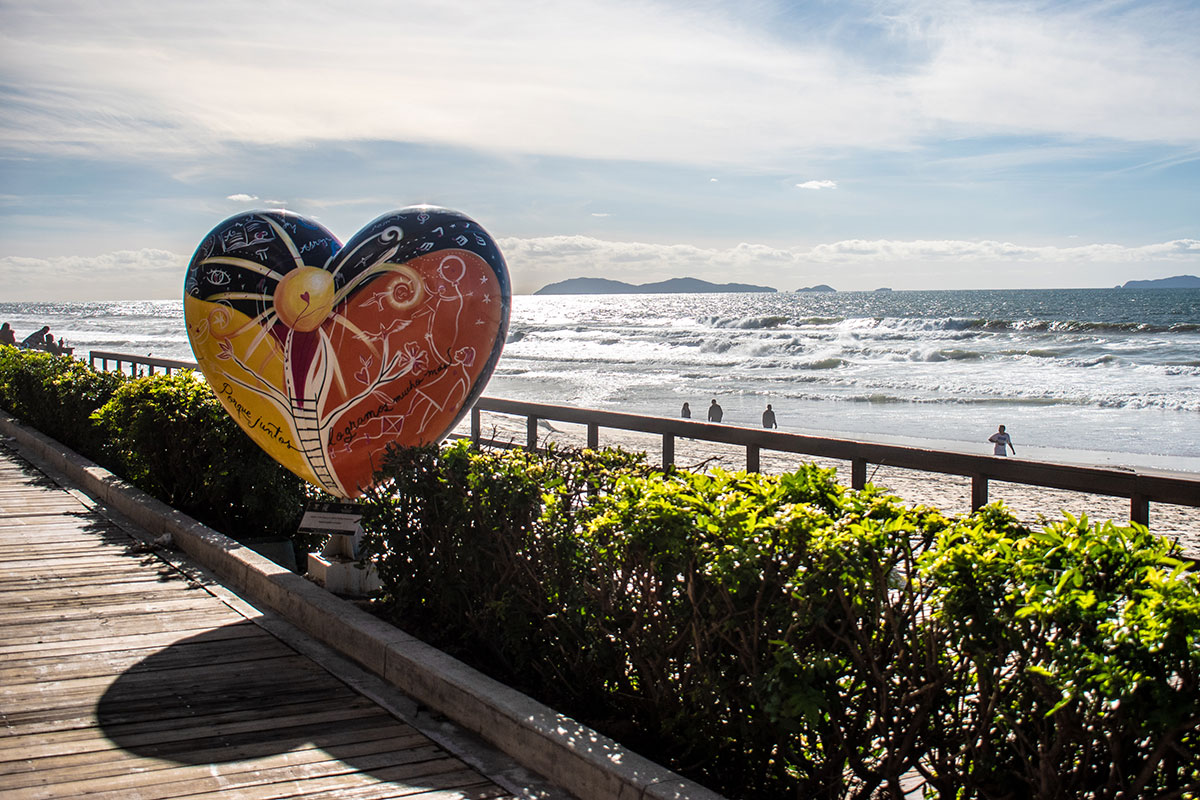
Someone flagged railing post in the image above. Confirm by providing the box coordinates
[587,422,599,449]
[971,475,989,511]
[471,407,481,445]
[1131,494,1149,527]
[526,416,539,450]
[851,457,867,490]
[663,434,675,469]
[746,444,760,473]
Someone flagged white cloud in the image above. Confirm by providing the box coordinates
[796,180,837,190]
[802,238,1200,263]
[226,193,258,202]
[0,249,187,301]
[2,1,1195,167]
[590,212,612,217]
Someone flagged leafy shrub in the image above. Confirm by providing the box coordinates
[361,441,652,694]
[0,348,316,549]
[362,441,1200,799]
[921,507,1200,799]
[0,346,126,459]
[91,370,312,543]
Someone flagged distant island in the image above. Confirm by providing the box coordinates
[535,276,776,295]
[1119,275,1200,289]
[796,284,836,292]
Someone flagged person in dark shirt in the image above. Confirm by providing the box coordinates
[707,399,723,422]
[681,402,691,418]
[0,323,15,346]
[20,326,50,349]
[762,404,777,429]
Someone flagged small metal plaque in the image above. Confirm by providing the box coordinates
[298,500,362,535]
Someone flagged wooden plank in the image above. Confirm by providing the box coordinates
[0,623,265,659]
[0,728,430,788]
[0,636,295,684]
[0,609,246,647]
[0,722,421,778]
[0,700,384,751]
[0,594,218,625]
[0,574,189,595]
[11,752,472,800]
[0,654,307,704]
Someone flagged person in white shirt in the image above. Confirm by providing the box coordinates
[988,424,1016,456]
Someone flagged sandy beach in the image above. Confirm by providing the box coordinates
[456,414,1200,559]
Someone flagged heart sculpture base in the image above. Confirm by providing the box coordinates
[184,207,510,498]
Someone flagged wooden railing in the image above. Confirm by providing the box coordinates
[85,353,1199,528]
[471,397,1200,528]
[89,350,198,376]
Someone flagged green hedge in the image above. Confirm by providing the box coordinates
[0,346,126,460]
[90,369,313,544]
[0,347,313,547]
[362,440,1200,799]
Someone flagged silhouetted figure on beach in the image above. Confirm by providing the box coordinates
[20,326,50,349]
[707,399,723,422]
[680,402,691,419]
[989,424,1016,456]
[0,323,14,346]
[762,403,777,429]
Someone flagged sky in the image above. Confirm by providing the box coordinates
[1,0,1198,299]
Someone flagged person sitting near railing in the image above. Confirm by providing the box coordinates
[20,325,51,349]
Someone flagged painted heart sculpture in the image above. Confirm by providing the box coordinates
[184,207,510,498]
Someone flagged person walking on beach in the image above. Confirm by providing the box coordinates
[0,323,14,346]
[707,399,723,423]
[989,424,1016,456]
[762,403,777,429]
[681,402,691,419]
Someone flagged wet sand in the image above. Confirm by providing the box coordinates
[456,415,1200,558]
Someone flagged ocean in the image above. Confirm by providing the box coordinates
[3,288,1199,473]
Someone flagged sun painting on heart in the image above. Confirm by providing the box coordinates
[184,208,510,498]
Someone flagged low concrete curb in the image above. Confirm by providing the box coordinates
[0,412,726,800]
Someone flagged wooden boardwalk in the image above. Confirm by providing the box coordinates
[0,447,523,800]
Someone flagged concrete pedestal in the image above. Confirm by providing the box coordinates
[306,552,382,596]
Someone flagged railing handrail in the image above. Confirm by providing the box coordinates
[84,352,1198,525]
[472,396,1200,525]
[89,350,198,374]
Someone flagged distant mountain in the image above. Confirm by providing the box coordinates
[1120,275,1200,289]
[535,276,777,295]
[796,284,836,292]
